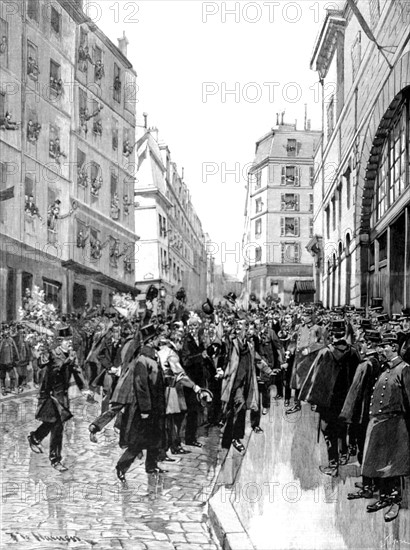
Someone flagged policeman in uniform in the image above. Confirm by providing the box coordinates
[361,333,410,522]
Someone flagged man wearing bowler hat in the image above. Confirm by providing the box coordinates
[28,327,88,472]
[89,324,167,479]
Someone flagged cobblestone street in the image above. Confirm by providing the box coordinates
[0,387,222,550]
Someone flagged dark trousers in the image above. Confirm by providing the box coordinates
[166,413,185,452]
[270,372,283,398]
[320,415,347,463]
[222,386,247,449]
[184,388,199,443]
[348,422,367,464]
[118,445,158,473]
[208,377,222,425]
[283,358,294,401]
[33,420,64,464]
[0,364,17,389]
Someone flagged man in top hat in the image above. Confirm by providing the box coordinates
[92,323,124,414]
[89,324,167,479]
[360,333,410,522]
[28,328,88,471]
[181,314,207,447]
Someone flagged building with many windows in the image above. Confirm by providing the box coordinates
[134,127,209,311]
[242,119,320,306]
[0,0,139,321]
[309,0,410,313]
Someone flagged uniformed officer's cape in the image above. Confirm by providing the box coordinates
[299,340,360,409]
[339,356,381,425]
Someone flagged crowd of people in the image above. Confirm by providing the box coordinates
[2,286,410,523]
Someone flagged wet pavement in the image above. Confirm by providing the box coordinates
[0,385,222,550]
[225,393,410,550]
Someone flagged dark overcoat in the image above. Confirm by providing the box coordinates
[339,356,381,425]
[362,357,410,478]
[299,340,360,414]
[290,324,325,390]
[181,333,206,386]
[35,348,86,423]
[110,345,166,450]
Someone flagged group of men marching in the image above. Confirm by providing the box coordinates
[9,291,410,524]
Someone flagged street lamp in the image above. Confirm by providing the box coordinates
[159,285,167,299]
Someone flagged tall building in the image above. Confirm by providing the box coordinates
[134,127,208,311]
[0,0,139,321]
[309,0,410,313]
[242,119,321,307]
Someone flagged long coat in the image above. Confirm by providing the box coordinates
[362,357,410,478]
[157,345,197,414]
[181,333,206,386]
[339,356,381,425]
[92,334,123,390]
[221,338,259,414]
[110,345,166,450]
[290,323,325,390]
[299,340,360,414]
[35,347,86,423]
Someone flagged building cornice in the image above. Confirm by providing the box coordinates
[310,11,346,78]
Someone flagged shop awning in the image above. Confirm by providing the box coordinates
[293,280,316,295]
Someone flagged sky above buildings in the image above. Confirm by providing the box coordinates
[87,0,334,276]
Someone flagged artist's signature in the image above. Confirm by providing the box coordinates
[6,532,91,545]
[381,534,410,549]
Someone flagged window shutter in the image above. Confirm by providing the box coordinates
[295,243,301,263]
[295,218,300,236]
[281,243,285,264]
[295,167,300,186]
[281,166,286,185]
[281,194,285,210]
[310,166,314,186]
[280,217,284,236]
[295,195,300,211]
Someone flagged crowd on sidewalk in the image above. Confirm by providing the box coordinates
[2,284,410,523]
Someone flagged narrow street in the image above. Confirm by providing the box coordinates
[1,386,222,550]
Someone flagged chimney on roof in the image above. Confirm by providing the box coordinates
[304,104,308,131]
[276,113,280,126]
[281,111,285,125]
[307,119,311,131]
[182,167,184,180]
[117,31,129,57]
[149,126,158,141]
[143,112,148,129]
